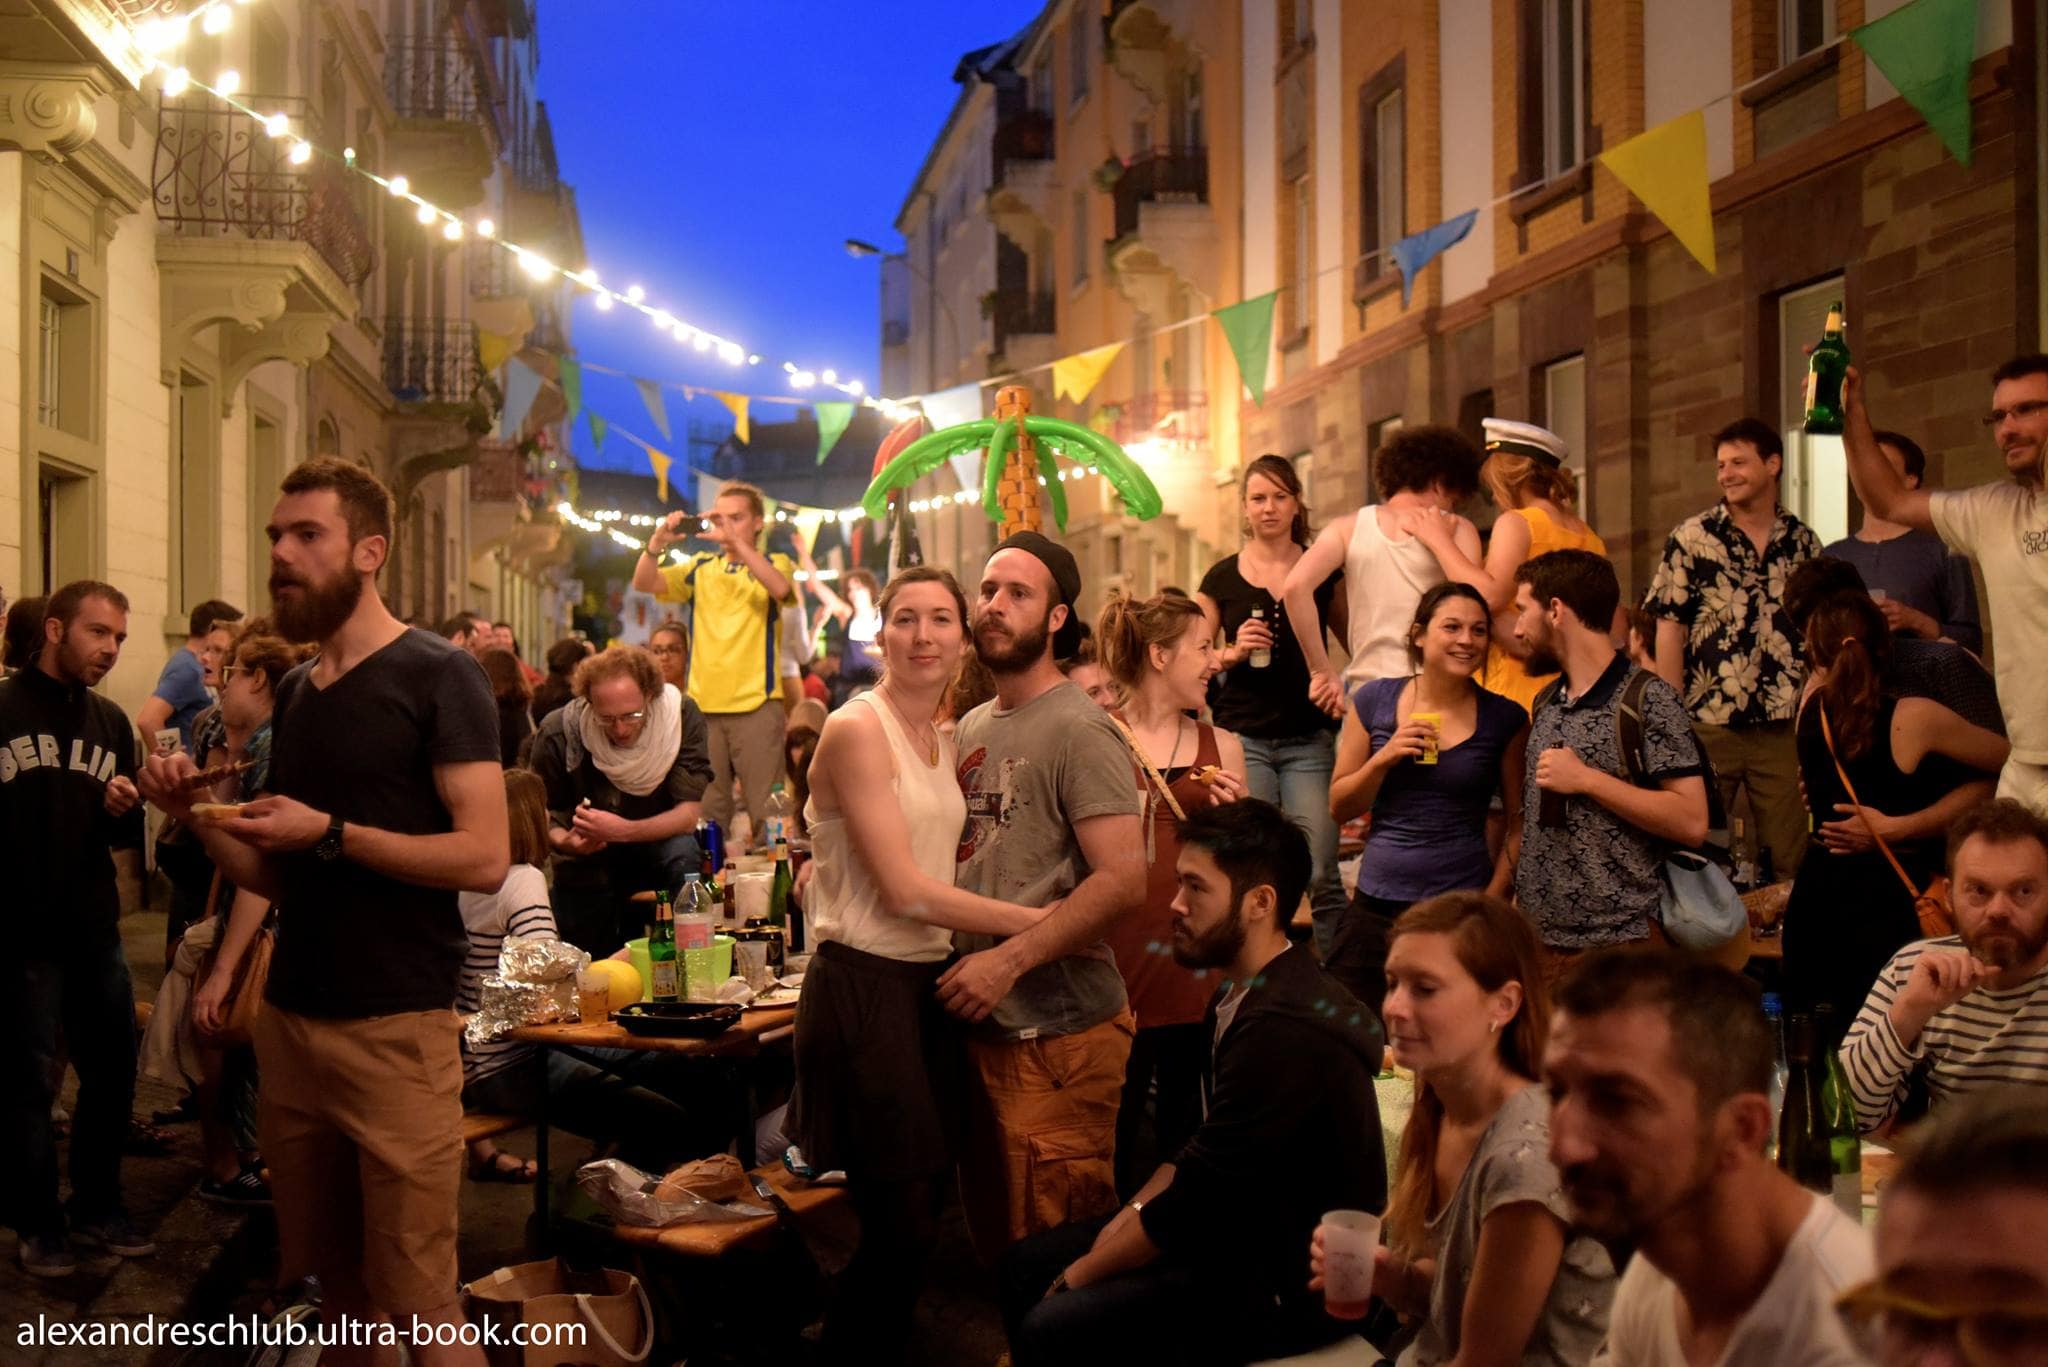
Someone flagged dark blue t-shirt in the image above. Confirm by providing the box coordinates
[1354,677,1527,903]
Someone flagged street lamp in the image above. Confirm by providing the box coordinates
[845,235,959,393]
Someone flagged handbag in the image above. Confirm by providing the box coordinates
[461,1259,654,1367]
[1819,705,1957,937]
[191,872,276,1047]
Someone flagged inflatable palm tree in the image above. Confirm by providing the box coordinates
[861,384,1161,539]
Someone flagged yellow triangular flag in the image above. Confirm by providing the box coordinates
[478,329,519,374]
[712,391,750,445]
[470,297,535,337]
[1052,341,1125,404]
[1598,109,1716,274]
[647,447,673,502]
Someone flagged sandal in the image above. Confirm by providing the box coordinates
[467,1150,538,1183]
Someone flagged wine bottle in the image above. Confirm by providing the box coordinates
[1776,1012,1833,1197]
[1818,1008,1864,1220]
[648,889,678,1004]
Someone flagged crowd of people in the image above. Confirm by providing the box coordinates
[3,347,2047,1367]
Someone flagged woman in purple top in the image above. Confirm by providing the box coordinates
[1324,583,1528,1011]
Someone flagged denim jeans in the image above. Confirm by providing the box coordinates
[1239,731,1345,955]
[3,939,137,1234]
[463,1046,710,1171]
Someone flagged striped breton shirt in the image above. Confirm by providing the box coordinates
[1839,935,2048,1133]
[457,863,557,1087]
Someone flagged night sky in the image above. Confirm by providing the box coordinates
[538,0,1045,473]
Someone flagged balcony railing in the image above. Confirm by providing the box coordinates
[382,320,482,406]
[991,287,1055,349]
[1109,146,1209,242]
[386,37,481,122]
[882,318,911,349]
[1113,390,1209,447]
[153,93,374,287]
[993,109,1054,184]
[511,102,562,193]
[470,441,530,503]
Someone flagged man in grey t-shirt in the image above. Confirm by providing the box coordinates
[941,532,1144,1260]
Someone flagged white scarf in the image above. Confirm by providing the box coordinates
[566,682,684,797]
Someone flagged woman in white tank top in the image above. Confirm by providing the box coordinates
[789,566,1052,1359]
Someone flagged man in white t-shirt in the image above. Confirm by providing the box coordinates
[1843,354,2048,811]
[1544,950,1872,1366]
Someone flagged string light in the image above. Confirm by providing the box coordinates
[442,218,463,241]
[161,66,190,96]
[288,139,312,165]
[386,174,409,196]
[415,202,437,225]
[214,69,239,95]
[475,217,495,238]
[201,4,231,36]
[263,111,288,138]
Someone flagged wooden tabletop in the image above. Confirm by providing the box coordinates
[507,1007,796,1056]
[609,1162,848,1258]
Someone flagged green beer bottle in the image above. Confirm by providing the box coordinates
[768,841,792,938]
[1776,1013,1834,1198]
[1818,1009,1864,1221]
[648,888,678,1003]
[1803,302,1849,435]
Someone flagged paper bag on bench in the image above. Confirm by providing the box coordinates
[460,1258,652,1367]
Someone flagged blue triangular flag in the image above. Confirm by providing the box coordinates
[497,357,543,439]
[1389,209,1479,308]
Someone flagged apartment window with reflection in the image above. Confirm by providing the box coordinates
[1068,17,1089,105]
[1541,0,1586,179]
[1542,354,1589,514]
[1071,188,1089,286]
[1780,0,1835,65]
[37,297,61,427]
[1291,176,1312,329]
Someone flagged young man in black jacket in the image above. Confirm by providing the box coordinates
[0,580,149,1276]
[1001,798,1387,1365]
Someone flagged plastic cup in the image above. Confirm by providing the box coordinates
[1411,712,1441,765]
[1870,588,1889,603]
[1319,1209,1380,1319]
[735,939,772,991]
[576,969,609,1024]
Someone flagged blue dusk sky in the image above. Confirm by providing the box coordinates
[538,0,1044,473]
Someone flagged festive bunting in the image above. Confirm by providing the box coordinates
[1390,210,1479,308]
[558,357,583,426]
[815,401,856,464]
[585,410,608,455]
[471,296,534,338]
[1853,0,1976,165]
[647,447,673,502]
[713,390,751,445]
[498,358,543,439]
[634,378,672,440]
[1211,291,1280,406]
[1598,110,1717,274]
[1052,342,1124,404]
[479,329,520,374]
[920,381,984,429]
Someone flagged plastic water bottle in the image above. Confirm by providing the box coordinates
[762,782,792,850]
[1762,992,1788,1144]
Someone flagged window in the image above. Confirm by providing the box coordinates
[1178,69,1204,151]
[36,280,91,438]
[1368,415,1404,499]
[1542,354,1589,516]
[1291,176,1312,331]
[1779,0,1835,66]
[37,296,61,427]
[1029,58,1052,114]
[172,372,220,606]
[1360,62,1407,282]
[1375,90,1404,254]
[1071,189,1090,286]
[250,411,283,604]
[1779,277,1849,543]
[38,464,91,595]
[1068,16,1090,106]
[1540,0,1586,180]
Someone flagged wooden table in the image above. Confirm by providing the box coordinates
[507,1008,798,1241]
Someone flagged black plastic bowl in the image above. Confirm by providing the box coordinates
[613,1001,742,1039]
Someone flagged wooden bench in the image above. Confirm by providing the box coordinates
[608,1163,850,1260]
[460,1112,530,1145]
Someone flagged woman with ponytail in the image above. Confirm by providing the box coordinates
[1784,591,2007,1047]
[1096,588,1249,1196]
[1400,421,1606,714]
[1310,893,1613,1364]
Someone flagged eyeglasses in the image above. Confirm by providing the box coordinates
[1982,400,2048,428]
[648,644,685,657]
[1837,1279,2048,1366]
[594,709,647,727]
[219,663,240,685]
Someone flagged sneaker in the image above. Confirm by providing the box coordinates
[72,1213,156,1258]
[198,1166,273,1206]
[19,1232,78,1278]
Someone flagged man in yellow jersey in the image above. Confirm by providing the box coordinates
[634,480,796,837]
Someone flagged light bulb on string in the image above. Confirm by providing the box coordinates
[288,140,312,165]
[625,285,645,304]
[201,5,231,36]
[673,322,691,343]
[792,371,815,388]
[387,174,409,196]
[693,333,711,353]
[135,19,176,54]
[263,112,289,138]
[593,293,614,311]
[521,253,556,280]
[415,202,437,225]
[848,379,865,395]
[475,217,494,238]
[651,310,674,330]
[442,218,462,241]
[215,69,240,95]
[160,67,191,96]
[822,369,837,384]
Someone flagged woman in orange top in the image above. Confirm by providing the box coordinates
[1400,418,1606,714]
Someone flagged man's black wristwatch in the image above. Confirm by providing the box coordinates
[315,816,345,861]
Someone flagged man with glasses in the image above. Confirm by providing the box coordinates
[528,644,711,956]
[1844,354,2048,812]
[1840,1088,2048,1367]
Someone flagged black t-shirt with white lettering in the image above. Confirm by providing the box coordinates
[264,628,500,1018]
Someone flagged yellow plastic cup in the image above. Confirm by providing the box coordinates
[1412,711,1441,765]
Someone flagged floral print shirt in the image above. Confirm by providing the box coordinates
[1644,503,1822,727]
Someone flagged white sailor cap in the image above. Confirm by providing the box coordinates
[1482,418,1568,468]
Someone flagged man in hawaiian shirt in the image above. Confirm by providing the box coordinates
[1644,418,1822,882]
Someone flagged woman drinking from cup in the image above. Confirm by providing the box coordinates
[1196,455,1349,954]
[1326,584,1528,1011]
[790,566,1056,1361]
[1096,588,1249,1196]
[1311,893,1614,1363]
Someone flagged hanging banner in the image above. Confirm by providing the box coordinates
[1597,109,1717,275]
[497,358,543,439]
[815,401,856,465]
[634,378,672,440]
[647,447,673,502]
[585,410,608,455]
[713,390,751,445]
[1853,0,1976,165]
[479,329,520,375]
[1211,291,1280,407]
[558,357,583,427]
[1389,209,1480,309]
[920,381,984,429]
[471,296,534,338]
[1052,342,1124,404]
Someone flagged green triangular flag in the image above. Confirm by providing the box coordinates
[558,357,583,427]
[585,410,607,455]
[1852,0,1976,165]
[634,378,672,440]
[815,401,856,465]
[1212,290,1280,406]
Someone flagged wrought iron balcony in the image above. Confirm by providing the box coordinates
[152,92,375,288]
[992,109,1054,185]
[990,287,1055,351]
[1109,146,1209,242]
[470,440,531,504]
[382,320,483,407]
[1112,390,1209,448]
[386,37,482,123]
